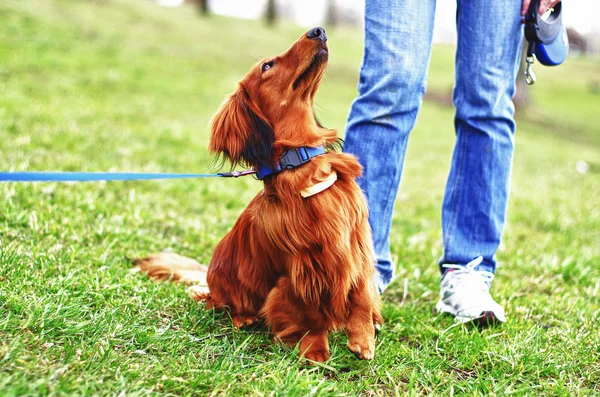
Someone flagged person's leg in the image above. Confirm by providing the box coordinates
[344,0,436,292]
[437,0,523,324]
[440,0,524,275]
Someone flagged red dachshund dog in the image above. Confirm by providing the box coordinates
[135,27,382,362]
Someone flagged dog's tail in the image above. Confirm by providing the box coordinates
[132,252,210,301]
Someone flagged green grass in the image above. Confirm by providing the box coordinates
[1,0,599,395]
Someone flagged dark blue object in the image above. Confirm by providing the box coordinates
[256,146,327,180]
[525,1,569,66]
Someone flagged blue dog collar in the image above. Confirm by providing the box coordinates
[256,146,326,180]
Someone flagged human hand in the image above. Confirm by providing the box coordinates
[521,0,562,16]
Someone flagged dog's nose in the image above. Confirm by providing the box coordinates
[307,27,327,41]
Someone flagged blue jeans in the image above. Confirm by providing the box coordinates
[344,0,523,291]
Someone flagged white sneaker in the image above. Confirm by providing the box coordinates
[435,256,506,325]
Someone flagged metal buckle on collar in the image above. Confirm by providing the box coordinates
[255,146,326,180]
[277,147,311,170]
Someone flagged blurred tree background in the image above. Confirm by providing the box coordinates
[188,0,600,114]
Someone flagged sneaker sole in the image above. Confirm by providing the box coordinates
[435,301,506,326]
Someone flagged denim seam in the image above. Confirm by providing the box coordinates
[442,122,467,261]
[379,133,408,263]
[443,22,465,264]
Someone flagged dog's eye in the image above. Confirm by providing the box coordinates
[262,61,274,73]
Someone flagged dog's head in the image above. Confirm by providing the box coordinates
[209,27,333,169]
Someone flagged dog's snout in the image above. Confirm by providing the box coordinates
[307,27,327,41]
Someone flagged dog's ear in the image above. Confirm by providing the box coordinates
[209,85,275,168]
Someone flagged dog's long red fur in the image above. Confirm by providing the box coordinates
[135,29,382,362]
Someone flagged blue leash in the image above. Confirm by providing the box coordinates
[0,146,327,182]
[0,170,256,182]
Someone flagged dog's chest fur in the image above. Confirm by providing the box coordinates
[254,153,374,324]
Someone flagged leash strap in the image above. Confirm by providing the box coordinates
[524,0,538,85]
[0,147,325,182]
[0,171,256,182]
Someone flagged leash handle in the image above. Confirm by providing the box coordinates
[523,0,568,71]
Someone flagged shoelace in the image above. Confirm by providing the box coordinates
[441,256,494,292]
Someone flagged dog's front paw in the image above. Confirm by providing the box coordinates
[347,337,375,360]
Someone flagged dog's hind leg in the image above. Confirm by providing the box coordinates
[231,315,260,328]
[206,264,262,329]
[186,285,212,305]
[261,277,331,363]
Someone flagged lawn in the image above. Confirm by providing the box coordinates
[1,0,599,395]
